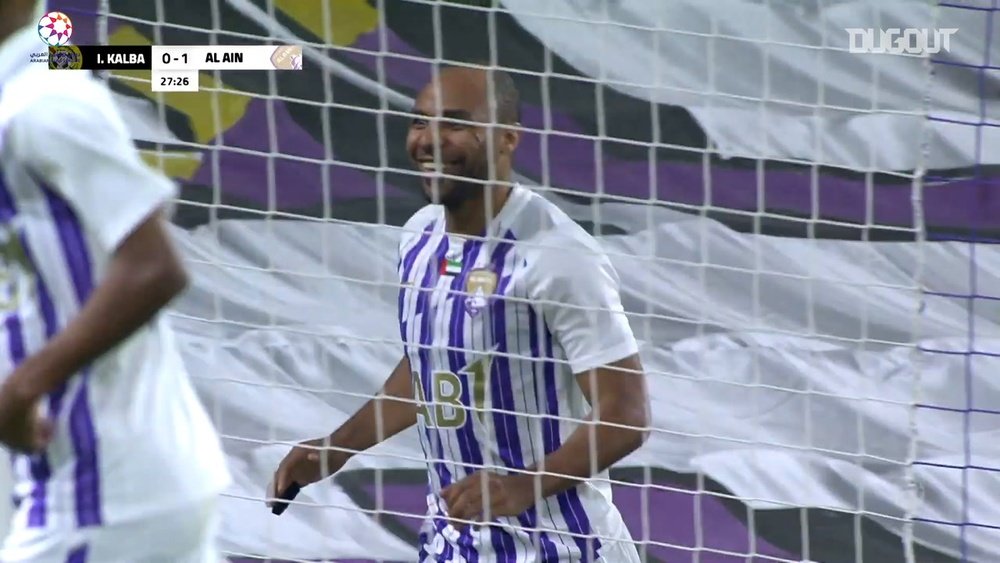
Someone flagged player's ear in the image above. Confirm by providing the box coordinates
[500,124,520,155]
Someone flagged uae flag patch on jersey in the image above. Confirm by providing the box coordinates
[440,255,463,276]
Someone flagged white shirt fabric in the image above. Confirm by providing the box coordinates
[397,185,641,562]
[0,26,229,559]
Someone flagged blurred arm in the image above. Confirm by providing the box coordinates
[318,355,418,466]
[3,210,187,401]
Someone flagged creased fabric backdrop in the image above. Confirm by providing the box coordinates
[171,196,1000,561]
[502,0,1000,171]
[0,0,996,561]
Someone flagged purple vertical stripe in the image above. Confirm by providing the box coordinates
[20,222,66,529]
[448,238,526,561]
[447,239,482,459]
[41,186,102,528]
[484,233,528,561]
[2,310,49,528]
[41,190,92,304]
[0,171,59,528]
[67,378,100,527]
[415,234,456,562]
[489,294,519,467]
[446,239,485,563]
[21,224,68,529]
[418,530,429,561]
[557,489,599,562]
[486,233,521,471]
[398,223,435,348]
[398,223,453,561]
[416,232,450,483]
[66,543,88,563]
[540,325,601,561]
[429,511,457,561]
[24,458,50,528]
[525,307,564,562]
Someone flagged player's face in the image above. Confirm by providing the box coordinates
[407,72,497,210]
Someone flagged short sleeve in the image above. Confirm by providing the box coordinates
[526,237,639,374]
[10,78,176,251]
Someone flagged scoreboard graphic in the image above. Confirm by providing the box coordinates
[47,44,303,91]
[39,11,302,92]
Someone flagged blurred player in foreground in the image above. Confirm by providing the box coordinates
[271,64,650,561]
[0,1,230,561]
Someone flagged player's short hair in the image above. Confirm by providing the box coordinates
[449,62,521,125]
[488,67,521,125]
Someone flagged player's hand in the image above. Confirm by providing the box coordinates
[440,471,536,530]
[266,438,346,508]
[0,382,53,454]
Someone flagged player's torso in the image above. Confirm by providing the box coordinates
[0,64,229,539]
[0,184,227,538]
[397,193,638,562]
[399,219,570,482]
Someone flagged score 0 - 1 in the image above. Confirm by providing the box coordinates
[162,52,189,65]
[152,46,303,71]
[152,47,198,70]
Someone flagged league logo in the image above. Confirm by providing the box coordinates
[270,46,303,70]
[464,268,497,317]
[38,11,73,47]
[48,45,82,70]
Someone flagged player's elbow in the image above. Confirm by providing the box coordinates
[619,401,651,453]
[112,212,190,306]
[602,359,651,452]
[149,255,189,303]
[602,392,650,454]
[160,258,190,299]
[127,252,189,306]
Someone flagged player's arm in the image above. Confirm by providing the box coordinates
[269,354,417,501]
[315,354,418,467]
[0,212,187,402]
[528,355,648,498]
[521,239,649,496]
[270,217,433,512]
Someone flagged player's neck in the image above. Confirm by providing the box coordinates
[445,184,513,236]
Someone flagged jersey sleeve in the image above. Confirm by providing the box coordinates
[398,205,439,262]
[526,235,639,374]
[10,77,176,252]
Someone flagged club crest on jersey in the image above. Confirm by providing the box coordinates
[464,268,497,317]
[270,45,303,70]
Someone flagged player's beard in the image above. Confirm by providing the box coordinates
[423,157,490,213]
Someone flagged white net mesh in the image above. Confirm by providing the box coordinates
[0,0,993,562]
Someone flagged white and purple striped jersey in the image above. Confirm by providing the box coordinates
[398,185,641,562]
[0,28,229,559]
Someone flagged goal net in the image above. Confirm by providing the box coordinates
[12,0,998,561]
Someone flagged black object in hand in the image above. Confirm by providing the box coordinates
[270,482,302,516]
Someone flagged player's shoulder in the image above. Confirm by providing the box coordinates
[2,64,117,138]
[399,203,443,247]
[509,187,604,257]
[507,187,612,289]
